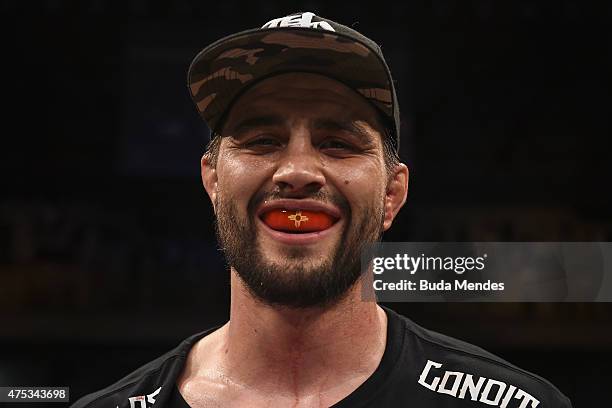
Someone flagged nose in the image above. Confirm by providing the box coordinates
[272,131,326,195]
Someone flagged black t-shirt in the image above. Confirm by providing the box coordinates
[71,306,572,407]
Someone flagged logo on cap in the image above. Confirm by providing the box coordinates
[262,12,335,32]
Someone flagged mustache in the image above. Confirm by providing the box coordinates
[247,188,351,218]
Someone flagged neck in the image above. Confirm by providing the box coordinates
[220,270,387,397]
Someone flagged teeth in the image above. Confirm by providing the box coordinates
[261,209,336,233]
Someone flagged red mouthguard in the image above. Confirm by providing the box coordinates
[261,209,336,233]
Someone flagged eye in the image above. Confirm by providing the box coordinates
[244,136,281,148]
[319,139,354,151]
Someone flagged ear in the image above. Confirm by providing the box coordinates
[383,163,409,231]
[201,155,218,213]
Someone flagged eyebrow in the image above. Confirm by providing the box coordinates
[227,115,377,144]
[313,118,375,144]
[228,115,286,136]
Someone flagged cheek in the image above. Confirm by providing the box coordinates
[216,154,272,212]
[331,161,386,213]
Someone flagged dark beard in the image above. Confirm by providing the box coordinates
[214,189,385,309]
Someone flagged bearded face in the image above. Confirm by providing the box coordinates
[202,73,406,309]
[215,187,385,308]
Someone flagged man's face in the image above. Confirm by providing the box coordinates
[203,73,405,308]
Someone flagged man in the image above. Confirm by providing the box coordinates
[72,12,572,408]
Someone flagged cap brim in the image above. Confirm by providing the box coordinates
[188,27,394,134]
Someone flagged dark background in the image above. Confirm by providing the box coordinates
[1,1,611,407]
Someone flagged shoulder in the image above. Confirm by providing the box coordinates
[387,307,573,407]
[70,330,212,408]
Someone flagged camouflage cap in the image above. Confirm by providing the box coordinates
[187,11,400,153]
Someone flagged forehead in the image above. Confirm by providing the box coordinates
[223,73,383,129]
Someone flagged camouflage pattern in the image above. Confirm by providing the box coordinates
[188,14,400,152]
